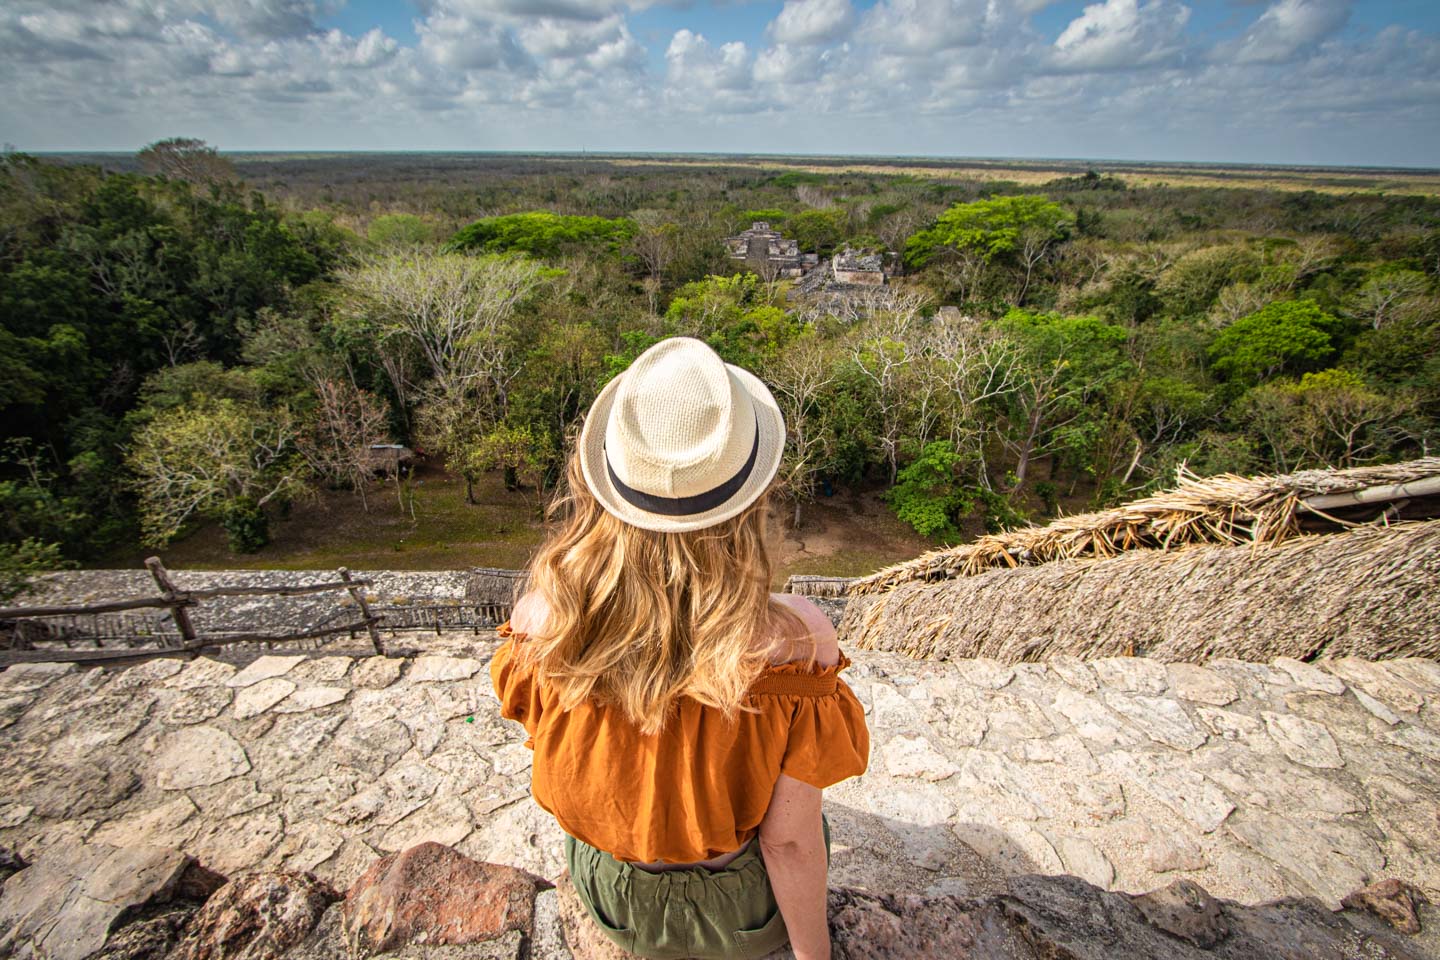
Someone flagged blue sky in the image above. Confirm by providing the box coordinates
[3,0,1438,166]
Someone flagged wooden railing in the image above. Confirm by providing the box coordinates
[0,557,384,668]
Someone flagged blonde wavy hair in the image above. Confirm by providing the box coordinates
[516,449,809,734]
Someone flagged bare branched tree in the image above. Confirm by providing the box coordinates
[298,379,390,512]
[341,252,549,421]
[137,137,237,184]
[762,332,840,527]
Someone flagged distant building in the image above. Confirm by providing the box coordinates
[724,222,820,278]
[831,248,886,286]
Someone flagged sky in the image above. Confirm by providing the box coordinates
[2,0,1438,167]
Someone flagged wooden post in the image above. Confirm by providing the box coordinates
[145,557,198,651]
[338,567,383,656]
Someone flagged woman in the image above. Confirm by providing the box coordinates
[490,336,870,960]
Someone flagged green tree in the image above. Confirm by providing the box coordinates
[906,194,1070,304]
[1208,300,1340,387]
[0,539,70,604]
[1239,369,1416,470]
[785,208,849,256]
[446,212,636,258]
[886,440,975,541]
[368,214,437,249]
[997,309,1131,489]
[126,399,309,551]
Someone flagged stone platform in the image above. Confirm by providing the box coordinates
[2,636,1437,920]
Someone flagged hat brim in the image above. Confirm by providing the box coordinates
[579,363,786,533]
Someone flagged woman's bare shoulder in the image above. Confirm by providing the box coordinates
[765,593,839,667]
[509,591,550,635]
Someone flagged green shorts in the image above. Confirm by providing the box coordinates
[564,815,831,960]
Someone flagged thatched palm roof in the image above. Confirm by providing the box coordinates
[849,458,1440,596]
[840,520,1440,662]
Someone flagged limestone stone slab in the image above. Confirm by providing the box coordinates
[90,796,199,848]
[1273,657,1346,695]
[244,712,346,781]
[409,656,483,682]
[1100,750,1233,833]
[954,750,1039,820]
[0,694,29,729]
[1166,664,1239,707]
[164,658,237,690]
[162,686,233,725]
[1201,753,1362,821]
[12,820,97,861]
[188,811,285,875]
[281,771,361,823]
[290,656,354,684]
[352,657,405,689]
[951,659,1014,690]
[952,820,1062,875]
[376,796,474,852]
[1205,659,1280,699]
[0,842,191,960]
[869,681,926,729]
[1225,810,1382,907]
[226,655,306,688]
[1353,688,1402,726]
[981,692,1056,741]
[274,686,349,713]
[1004,733,1099,776]
[1379,725,1440,763]
[1321,657,1425,714]
[1024,767,1126,825]
[0,803,34,828]
[883,734,959,781]
[150,725,251,790]
[329,759,442,827]
[1195,707,1266,745]
[1261,712,1343,768]
[490,742,534,777]
[189,776,275,817]
[233,677,297,719]
[1102,691,1206,751]
[330,717,412,777]
[46,692,155,762]
[1387,657,1440,690]
[104,658,183,690]
[1047,657,1098,692]
[1092,658,1167,695]
[1056,835,1114,888]
[1138,824,1208,874]
[1050,687,1138,746]
[275,822,346,872]
[0,661,77,692]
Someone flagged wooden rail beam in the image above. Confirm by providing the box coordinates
[0,596,192,619]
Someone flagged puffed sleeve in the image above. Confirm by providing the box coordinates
[490,625,544,749]
[778,666,870,789]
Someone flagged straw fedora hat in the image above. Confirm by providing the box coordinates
[579,337,785,532]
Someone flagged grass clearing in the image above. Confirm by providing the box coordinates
[97,462,938,587]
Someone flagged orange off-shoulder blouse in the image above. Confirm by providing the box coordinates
[488,621,870,864]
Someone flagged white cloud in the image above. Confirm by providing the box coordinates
[416,12,531,71]
[769,0,856,47]
[0,0,1433,164]
[1222,0,1350,65]
[1052,0,1191,71]
[664,29,760,111]
[209,0,336,40]
[859,0,997,54]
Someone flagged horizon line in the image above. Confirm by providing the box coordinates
[24,148,1440,176]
